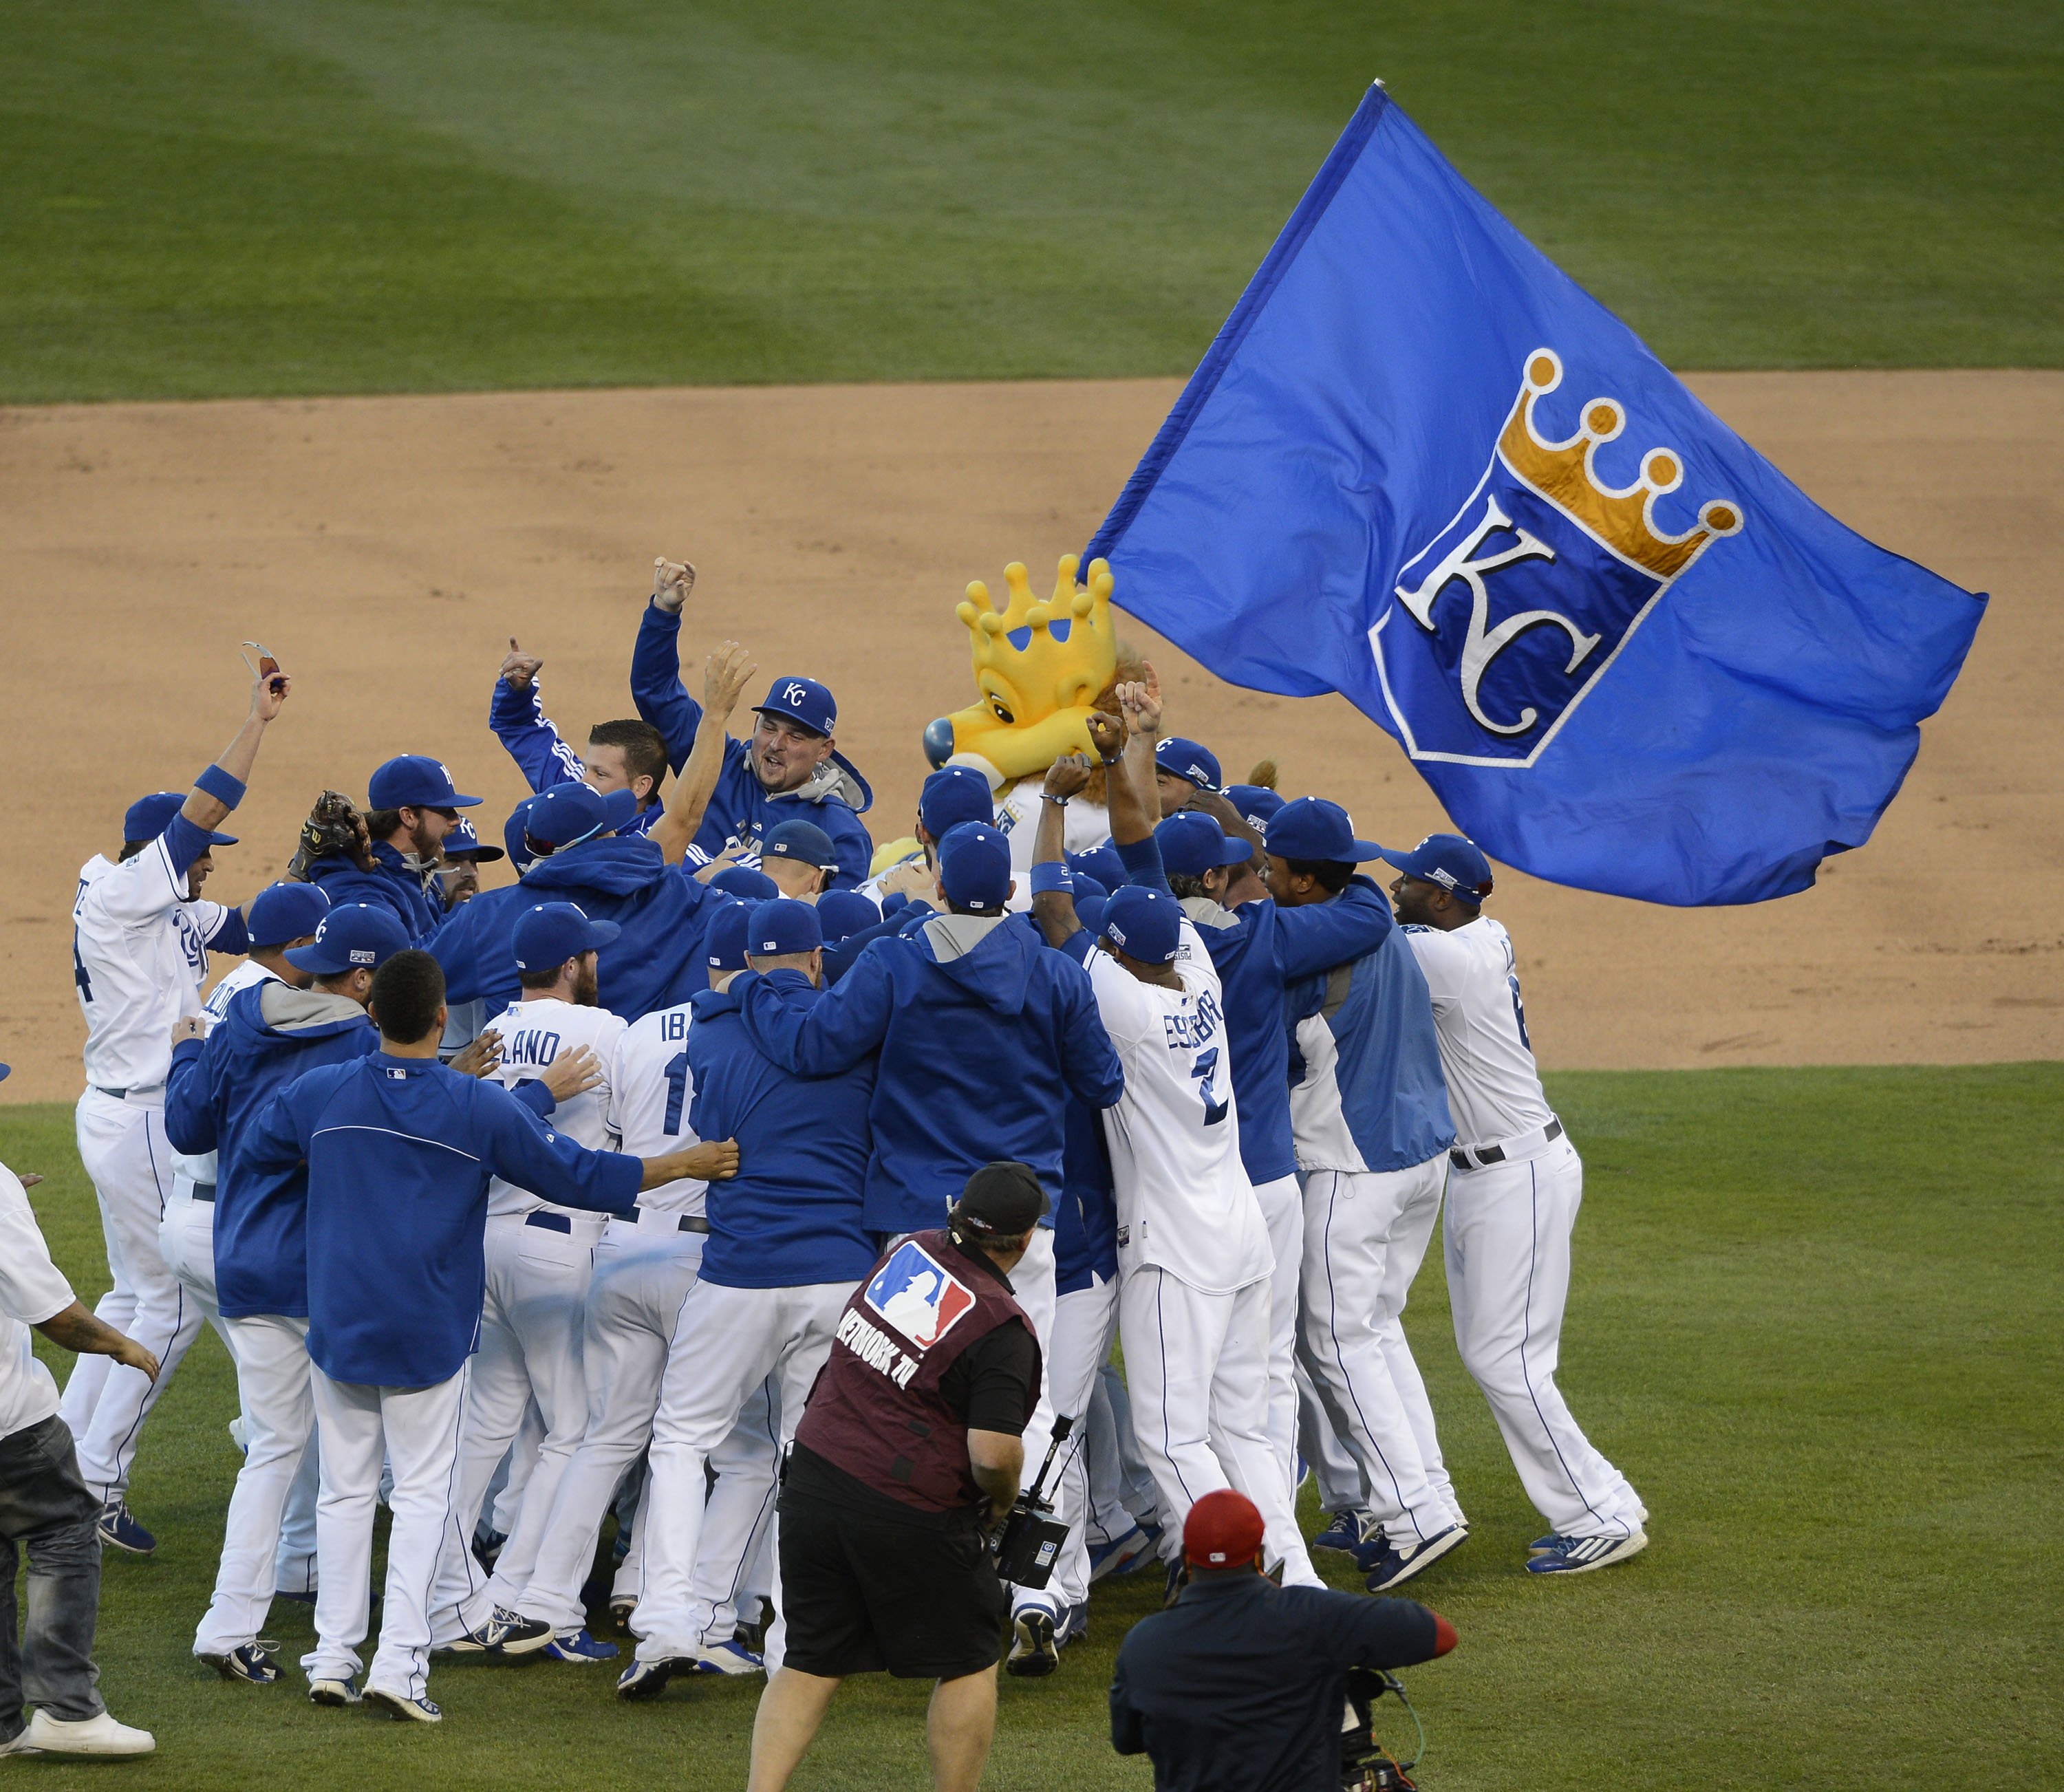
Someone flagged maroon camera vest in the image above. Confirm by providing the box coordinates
[795,1229,1042,1514]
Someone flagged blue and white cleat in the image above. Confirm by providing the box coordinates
[449,1606,552,1656]
[308,1676,361,1707]
[1005,1608,1059,1678]
[544,1628,619,1663]
[365,1687,441,1724]
[616,1656,689,1701]
[1313,1509,1375,1554]
[96,1500,156,1557]
[1525,1530,1648,1576]
[197,1641,281,1685]
[694,1639,765,1676]
[1360,1523,1469,1592]
[1088,1523,1154,1583]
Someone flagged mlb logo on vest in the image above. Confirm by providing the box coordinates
[863,1241,976,1352]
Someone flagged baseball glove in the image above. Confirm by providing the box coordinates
[288,790,374,879]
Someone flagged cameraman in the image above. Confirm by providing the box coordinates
[746,1164,1046,1792]
[1111,1491,1456,1792]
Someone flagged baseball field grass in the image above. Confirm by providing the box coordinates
[5,0,2060,403]
[4,1062,2058,1790]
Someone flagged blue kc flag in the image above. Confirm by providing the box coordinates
[1084,85,1986,905]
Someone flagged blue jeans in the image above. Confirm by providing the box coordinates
[0,1415,105,1737]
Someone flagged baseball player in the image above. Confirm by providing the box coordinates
[757,820,839,901]
[514,901,780,1665]
[630,559,875,887]
[858,765,994,909]
[436,819,505,1059]
[233,949,731,1721]
[621,899,880,1698]
[297,756,481,943]
[492,637,671,835]
[1271,805,1467,1590]
[66,659,290,1553]
[1384,834,1648,1575]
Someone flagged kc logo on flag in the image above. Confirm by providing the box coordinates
[1375,349,1742,766]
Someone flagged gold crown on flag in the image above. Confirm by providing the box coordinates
[1498,349,1743,580]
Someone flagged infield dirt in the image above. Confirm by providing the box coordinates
[3,371,2056,1102]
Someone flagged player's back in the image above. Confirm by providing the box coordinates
[482,995,627,1215]
[73,847,226,1090]
[609,1001,707,1217]
[1400,916,1552,1147]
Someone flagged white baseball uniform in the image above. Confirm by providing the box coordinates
[1404,917,1645,1540]
[430,994,629,1641]
[1089,922,1317,1587]
[65,836,242,1502]
[993,781,1110,911]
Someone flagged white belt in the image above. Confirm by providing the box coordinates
[1450,1117,1563,1172]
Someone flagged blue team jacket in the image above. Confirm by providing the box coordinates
[733,914,1124,1237]
[304,841,446,945]
[685,972,879,1289]
[1285,931,1456,1175]
[488,676,662,837]
[236,1055,637,1387]
[431,834,718,1020]
[629,603,874,889]
[1053,1097,1119,1295]
[164,982,379,1319]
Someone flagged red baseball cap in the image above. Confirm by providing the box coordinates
[1183,1490,1266,1568]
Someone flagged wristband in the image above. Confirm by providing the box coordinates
[195,764,246,810]
[1041,792,1069,808]
[1029,862,1074,896]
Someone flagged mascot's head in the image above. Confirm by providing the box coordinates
[923,556,1121,788]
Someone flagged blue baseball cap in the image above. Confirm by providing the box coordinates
[753,677,837,737]
[1066,843,1126,889]
[748,898,824,958]
[1156,812,1253,878]
[367,755,481,811]
[1378,832,1494,908]
[513,900,621,972]
[1265,797,1382,865]
[284,903,411,975]
[920,766,994,838]
[247,882,332,949]
[936,822,1012,913]
[503,796,539,872]
[1073,892,1108,940]
[711,864,780,900]
[1154,737,1222,792]
[1225,785,1287,833]
[705,900,755,973]
[523,783,639,852]
[762,819,838,870]
[1071,872,1109,905]
[816,889,883,944]
[1102,886,1181,965]
[123,792,236,849]
[441,818,505,863]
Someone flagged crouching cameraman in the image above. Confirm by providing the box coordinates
[1112,1491,1456,1792]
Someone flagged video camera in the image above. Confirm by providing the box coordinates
[1340,1666,1424,1791]
[991,1416,1073,1589]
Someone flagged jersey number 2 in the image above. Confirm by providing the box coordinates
[663,1050,689,1136]
[1191,1047,1229,1126]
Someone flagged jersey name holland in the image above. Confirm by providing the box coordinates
[1401,916,1554,1150]
[170,958,280,1187]
[482,996,628,1217]
[608,1002,708,1218]
[1086,918,1273,1295]
[74,843,235,1094]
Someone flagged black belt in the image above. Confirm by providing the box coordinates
[191,1183,217,1205]
[1452,1118,1562,1171]
[618,1209,709,1233]
[94,1085,158,1101]
[524,1211,572,1234]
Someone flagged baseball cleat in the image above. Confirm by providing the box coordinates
[1313,1509,1375,1554]
[1163,1559,1190,1607]
[608,1599,637,1632]
[1088,1523,1154,1583]
[19,1711,155,1756]
[227,1416,250,1454]
[1361,1523,1469,1593]
[544,1628,619,1663]
[197,1641,282,1685]
[616,1656,689,1701]
[1525,1530,1648,1576]
[449,1606,553,1655]
[694,1639,765,1676]
[470,1526,506,1573]
[1006,1608,1060,1678]
[96,1499,156,1556]
[308,1676,361,1707]
[1061,1601,1087,1645]
[365,1688,442,1724]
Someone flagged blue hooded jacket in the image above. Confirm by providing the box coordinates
[685,971,879,1289]
[630,603,874,889]
[431,833,719,1022]
[733,913,1124,1238]
[1053,1097,1119,1295]
[488,676,663,837]
[303,841,446,945]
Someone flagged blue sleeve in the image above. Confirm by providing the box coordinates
[491,677,583,795]
[162,1038,217,1156]
[509,1079,559,1119]
[819,807,874,892]
[1113,834,1172,896]
[1284,969,1327,1026]
[206,908,250,954]
[160,811,217,881]
[630,602,704,774]
[1057,929,1095,967]
[735,956,893,1075]
[822,911,921,986]
[1055,965,1125,1110]
[1272,878,1393,982]
[1109,1651,1145,1756]
[429,896,486,1004]
[235,1079,315,1181]
[476,1083,639,1213]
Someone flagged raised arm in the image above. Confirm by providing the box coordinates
[1030,753,1094,950]
[189,653,292,836]
[630,559,704,772]
[651,640,755,867]
[491,637,584,794]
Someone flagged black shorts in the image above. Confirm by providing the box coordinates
[777,1474,1005,1681]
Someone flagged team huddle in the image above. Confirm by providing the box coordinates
[58,557,1646,1726]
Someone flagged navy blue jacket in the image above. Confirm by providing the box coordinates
[1111,1575,1439,1792]
[734,914,1124,1237]
[237,1055,637,1387]
[304,841,446,945]
[629,603,874,889]
[685,971,879,1289]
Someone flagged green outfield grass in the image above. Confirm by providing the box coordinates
[3,1063,2058,1789]
[4,1,2060,402]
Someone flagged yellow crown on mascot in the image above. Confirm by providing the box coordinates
[921,555,1119,788]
